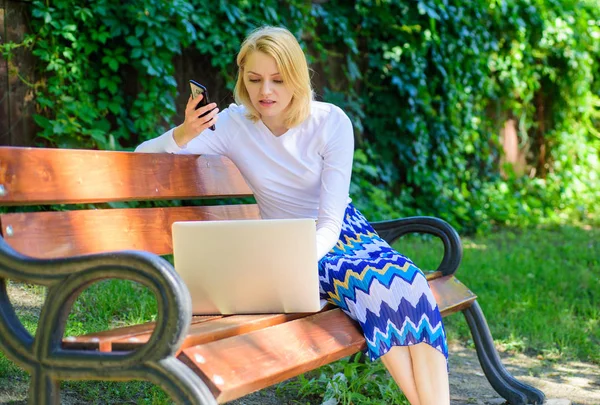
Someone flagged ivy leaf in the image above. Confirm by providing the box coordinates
[52,121,66,134]
[84,42,99,54]
[131,48,143,58]
[108,59,119,71]
[141,59,159,76]
[108,102,121,115]
[135,25,144,38]
[265,7,278,21]
[32,8,45,18]
[126,36,141,47]
[182,20,196,39]
[74,7,93,22]
[147,65,159,76]
[107,81,118,94]
[62,32,76,42]
[89,129,107,146]
[33,114,52,129]
[97,31,110,44]
[37,96,54,109]
[346,55,361,81]
[47,60,62,71]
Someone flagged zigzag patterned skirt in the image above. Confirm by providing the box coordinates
[318,203,448,362]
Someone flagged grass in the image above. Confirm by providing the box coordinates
[0,225,598,403]
[64,278,158,335]
[399,224,600,364]
[1,279,169,404]
[277,356,411,405]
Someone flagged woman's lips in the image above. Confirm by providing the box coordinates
[259,100,276,107]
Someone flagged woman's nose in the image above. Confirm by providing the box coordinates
[260,81,272,96]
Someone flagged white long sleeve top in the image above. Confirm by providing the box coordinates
[135,101,354,260]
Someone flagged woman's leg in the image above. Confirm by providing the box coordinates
[381,343,449,405]
[318,204,449,404]
[409,343,450,405]
[380,346,420,405]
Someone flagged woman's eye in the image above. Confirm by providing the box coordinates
[249,79,260,83]
[274,80,284,84]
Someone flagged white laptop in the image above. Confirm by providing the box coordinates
[171,218,324,314]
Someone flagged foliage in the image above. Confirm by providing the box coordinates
[311,0,600,231]
[1,0,599,232]
[277,356,410,405]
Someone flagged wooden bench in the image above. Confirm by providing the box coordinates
[0,146,545,404]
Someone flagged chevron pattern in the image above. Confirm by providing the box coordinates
[319,204,448,362]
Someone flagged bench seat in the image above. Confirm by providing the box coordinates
[61,274,474,353]
[61,274,476,403]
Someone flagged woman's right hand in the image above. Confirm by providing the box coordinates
[173,95,219,147]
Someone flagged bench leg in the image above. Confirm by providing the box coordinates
[28,371,59,405]
[24,358,218,405]
[462,301,545,405]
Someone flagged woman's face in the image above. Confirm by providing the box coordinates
[243,51,294,126]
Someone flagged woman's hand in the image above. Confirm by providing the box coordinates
[173,95,219,147]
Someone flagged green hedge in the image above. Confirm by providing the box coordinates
[2,0,599,232]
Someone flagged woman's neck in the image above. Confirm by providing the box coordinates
[262,117,288,137]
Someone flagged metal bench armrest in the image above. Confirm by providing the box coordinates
[371,216,463,276]
[0,236,216,405]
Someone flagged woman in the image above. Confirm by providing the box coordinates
[136,26,450,405]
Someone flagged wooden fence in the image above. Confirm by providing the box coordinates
[0,0,35,146]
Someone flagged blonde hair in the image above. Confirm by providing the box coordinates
[234,26,313,128]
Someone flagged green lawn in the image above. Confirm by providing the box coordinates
[400,225,600,364]
[0,225,598,403]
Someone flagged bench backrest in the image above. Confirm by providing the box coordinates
[0,147,260,258]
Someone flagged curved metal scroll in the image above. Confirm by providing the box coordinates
[371,216,463,276]
[0,236,217,405]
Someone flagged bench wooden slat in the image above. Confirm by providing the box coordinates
[62,313,315,353]
[179,309,366,403]
[0,147,252,205]
[0,204,260,258]
[62,315,221,352]
[112,313,311,352]
[431,275,477,316]
[61,310,325,352]
[177,275,476,403]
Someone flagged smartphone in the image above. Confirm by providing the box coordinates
[189,79,216,131]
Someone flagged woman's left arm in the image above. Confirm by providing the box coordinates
[316,109,355,260]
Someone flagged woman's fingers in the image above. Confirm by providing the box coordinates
[183,95,218,138]
[185,94,201,115]
[195,102,218,119]
[192,110,219,133]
